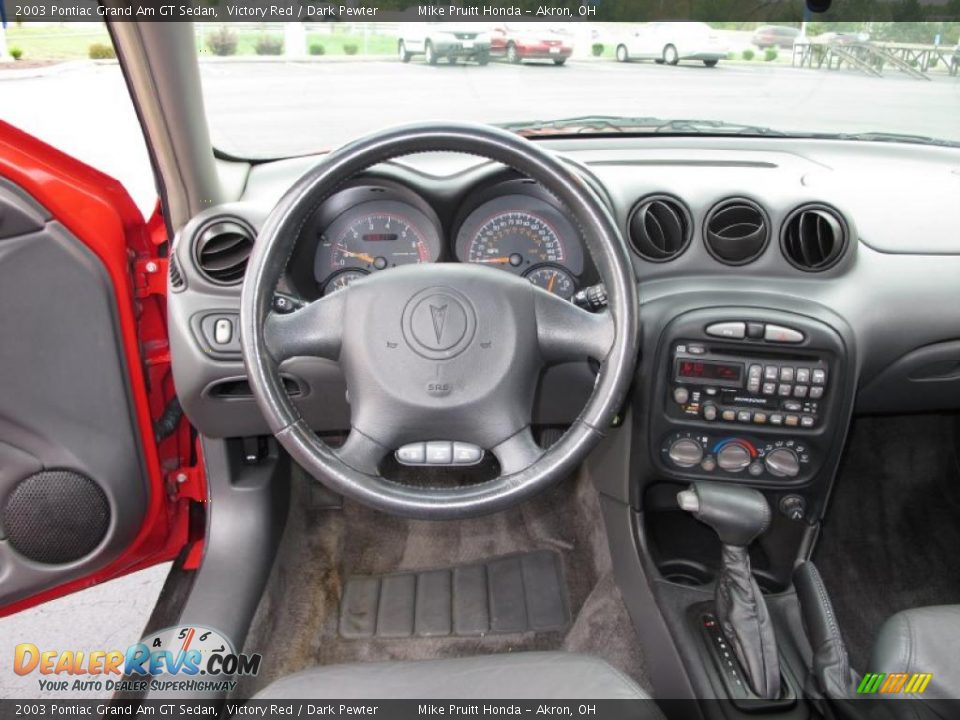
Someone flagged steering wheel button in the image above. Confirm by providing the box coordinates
[425,441,453,464]
[396,443,426,465]
[453,443,483,465]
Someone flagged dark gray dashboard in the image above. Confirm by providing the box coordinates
[170,136,960,439]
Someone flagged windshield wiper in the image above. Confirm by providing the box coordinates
[818,131,959,148]
[499,115,789,137]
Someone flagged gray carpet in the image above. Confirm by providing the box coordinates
[813,413,960,672]
[235,468,650,698]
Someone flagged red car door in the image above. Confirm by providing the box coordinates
[0,120,203,618]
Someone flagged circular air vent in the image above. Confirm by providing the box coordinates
[703,198,770,265]
[627,195,692,262]
[194,219,254,285]
[781,204,847,272]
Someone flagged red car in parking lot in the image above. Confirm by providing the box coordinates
[490,23,574,65]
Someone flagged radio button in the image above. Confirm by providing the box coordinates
[762,382,777,396]
[722,409,737,422]
[748,379,761,393]
[769,414,784,425]
[796,368,811,384]
[809,386,824,400]
[706,322,746,339]
[688,344,707,355]
[748,364,763,380]
[753,413,768,424]
[764,366,779,381]
[737,410,752,423]
[703,403,719,421]
[783,400,803,412]
[812,369,827,385]
[778,384,792,397]
[780,367,795,382]
[673,387,690,405]
[794,385,809,398]
[801,416,816,428]
[765,324,805,343]
[785,415,800,427]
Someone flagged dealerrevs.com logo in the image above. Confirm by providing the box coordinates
[14,626,261,694]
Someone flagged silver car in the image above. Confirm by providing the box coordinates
[399,23,491,65]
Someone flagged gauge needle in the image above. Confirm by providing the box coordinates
[476,257,513,264]
[340,250,376,264]
[547,272,557,293]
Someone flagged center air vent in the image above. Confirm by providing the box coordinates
[781,204,847,271]
[194,219,254,285]
[703,198,769,265]
[627,195,692,262]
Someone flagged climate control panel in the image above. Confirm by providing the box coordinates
[660,431,812,482]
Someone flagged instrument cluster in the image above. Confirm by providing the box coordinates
[290,177,592,301]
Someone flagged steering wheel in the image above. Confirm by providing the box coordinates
[240,123,639,519]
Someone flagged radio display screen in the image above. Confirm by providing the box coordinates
[678,360,742,382]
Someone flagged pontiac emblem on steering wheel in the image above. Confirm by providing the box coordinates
[430,304,449,345]
[403,288,476,360]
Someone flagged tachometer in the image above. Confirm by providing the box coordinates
[314,200,441,291]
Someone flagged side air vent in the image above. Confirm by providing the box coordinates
[194,219,254,285]
[168,254,185,291]
[781,204,847,271]
[703,198,769,265]
[627,195,692,262]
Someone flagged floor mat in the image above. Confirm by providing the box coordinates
[235,468,651,698]
[813,413,960,671]
[339,550,571,638]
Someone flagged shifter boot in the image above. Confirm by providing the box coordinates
[678,482,782,700]
[716,545,781,699]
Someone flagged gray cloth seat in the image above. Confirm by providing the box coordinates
[255,651,659,709]
[870,605,960,702]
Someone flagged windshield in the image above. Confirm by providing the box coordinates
[193,21,960,158]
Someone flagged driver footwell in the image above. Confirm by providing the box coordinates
[234,466,650,698]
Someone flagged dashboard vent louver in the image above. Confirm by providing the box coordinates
[781,205,847,271]
[703,198,769,265]
[194,220,254,285]
[627,195,692,262]
[168,254,185,291]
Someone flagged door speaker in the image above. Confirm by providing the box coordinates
[1,470,110,564]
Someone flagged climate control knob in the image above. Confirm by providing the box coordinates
[765,448,800,478]
[717,443,751,473]
[668,438,703,468]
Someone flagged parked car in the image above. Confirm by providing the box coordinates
[752,25,800,49]
[398,23,491,65]
[489,23,574,65]
[616,22,727,67]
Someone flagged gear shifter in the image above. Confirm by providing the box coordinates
[678,482,781,700]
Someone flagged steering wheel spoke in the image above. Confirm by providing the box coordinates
[263,290,346,363]
[492,427,544,477]
[335,427,390,476]
[534,290,615,363]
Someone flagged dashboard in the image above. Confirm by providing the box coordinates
[284,176,595,303]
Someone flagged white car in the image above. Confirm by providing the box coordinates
[398,23,491,65]
[615,22,728,67]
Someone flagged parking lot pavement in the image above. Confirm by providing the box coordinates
[0,563,170,699]
[197,58,960,157]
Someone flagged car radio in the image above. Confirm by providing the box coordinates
[668,341,829,430]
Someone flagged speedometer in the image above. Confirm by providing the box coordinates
[455,193,585,278]
[314,200,441,293]
[467,211,565,268]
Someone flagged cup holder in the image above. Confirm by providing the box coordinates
[657,559,715,587]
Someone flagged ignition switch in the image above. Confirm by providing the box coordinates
[779,494,806,521]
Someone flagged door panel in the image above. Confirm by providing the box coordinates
[0,121,196,616]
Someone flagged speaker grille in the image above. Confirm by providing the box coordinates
[2,470,110,564]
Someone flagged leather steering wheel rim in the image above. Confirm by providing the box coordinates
[240,122,639,519]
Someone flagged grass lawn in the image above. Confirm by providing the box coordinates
[195,28,398,57]
[4,25,112,61]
